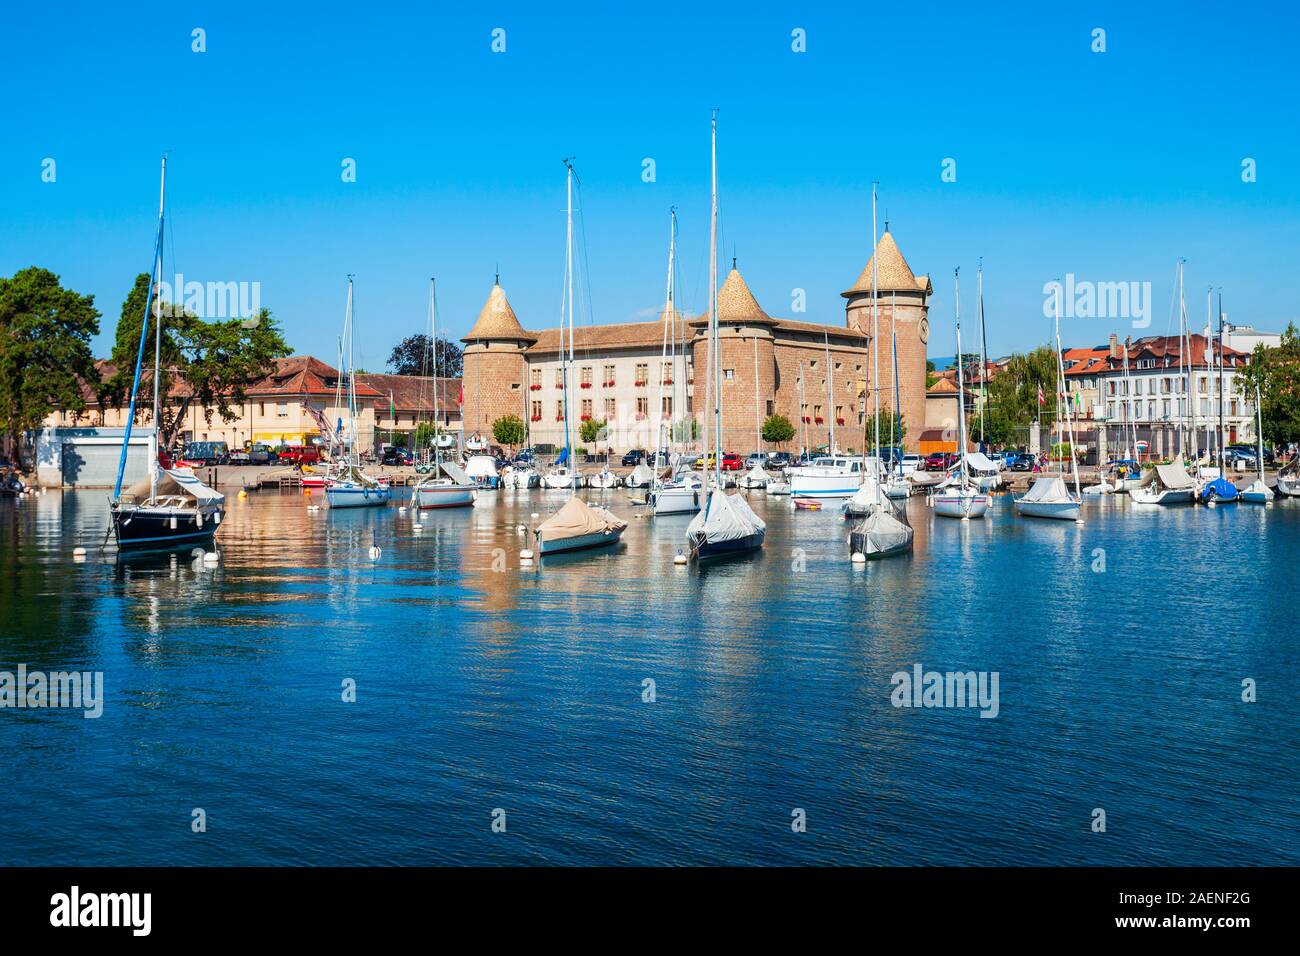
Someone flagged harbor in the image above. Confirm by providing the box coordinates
[3,482,1298,866]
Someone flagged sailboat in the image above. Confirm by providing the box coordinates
[326,278,393,509]
[1240,381,1272,503]
[110,156,226,552]
[882,300,913,501]
[847,184,913,558]
[1275,456,1300,498]
[933,270,991,519]
[533,160,626,555]
[686,113,766,561]
[649,209,703,516]
[1014,285,1082,521]
[413,278,475,509]
[1200,293,1240,503]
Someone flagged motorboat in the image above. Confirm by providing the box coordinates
[787,456,869,499]
[465,455,500,489]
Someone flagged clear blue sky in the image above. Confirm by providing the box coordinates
[3,1,1297,369]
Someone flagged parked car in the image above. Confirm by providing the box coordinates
[228,448,252,465]
[248,443,279,465]
[719,453,743,471]
[181,441,230,466]
[923,452,955,471]
[278,444,321,465]
[765,452,793,470]
[901,453,924,475]
[1008,452,1036,472]
[621,449,648,466]
[381,446,414,466]
[743,452,769,469]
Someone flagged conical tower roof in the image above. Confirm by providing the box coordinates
[462,281,536,343]
[690,266,775,325]
[842,230,930,296]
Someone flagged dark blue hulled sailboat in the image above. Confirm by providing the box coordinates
[110,156,225,553]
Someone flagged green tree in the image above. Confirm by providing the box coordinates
[0,267,101,468]
[102,274,289,449]
[672,416,698,443]
[864,407,906,448]
[760,413,796,446]
[983,345,1058,444]
[492,413,526,450]
[1242,324,1300,447]
[387,333,463,377]
[579,416,606,445]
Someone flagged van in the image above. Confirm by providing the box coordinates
[182,441,230,466]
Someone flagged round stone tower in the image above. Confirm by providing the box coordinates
[690,265,776,454]
[841,230,931,452]
[460,281,535,442]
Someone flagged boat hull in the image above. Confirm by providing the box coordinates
[788,474,862,498]
[933,493,990,519]
[1127,487,1196,505]
[1014,498,1081,521]
[849,527,914,559]
[649,484,701,515]
[689,530,765,562]
[414,485,475,509]
[326,485,393,508]
[113,505,223,552]
[535,527,625,555]
[1274,477,1299,498]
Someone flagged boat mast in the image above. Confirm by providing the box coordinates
[1217,291,1226,474]
[1254,380,1265,486]
[430,277,440,474]
[1053,286,1081,497]
[657,208,675,471]
[823,331,834,454]
[345,276,356,466]
[953,269,968,486]
[149,155,168,502]
[709,111,721,489]
[797,362,807,458]
[1180,262,1196,460]
[871,184,880,479]
[752,335,760,455]
[112,155,168,502]
[564,158,576,488]
[977,260,987,452]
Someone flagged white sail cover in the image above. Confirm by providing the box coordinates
[1142,455,1195,490]
[852,508,913,556]
[686,490,766,544]
[742,465,773,484]
[438,461,474,485]
[962,452,999,475]
[628,463,657,486]
[124,468,224,503]
[1021,474,1071,503]
[536,495,627,537]
[845,475,882,508]
[465,455,498,478]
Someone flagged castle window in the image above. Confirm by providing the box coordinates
[834,362,843,371]
[581,399,593,418]
[581,366,593,386]
[531,400,542,421]
[604,364,616,386]
[554,369,564,389]
[634,363,649,386]
[723,369,734,381]
[766,401,774,416]
[604,398,616,419]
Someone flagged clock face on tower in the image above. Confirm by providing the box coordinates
[919,317,930,343]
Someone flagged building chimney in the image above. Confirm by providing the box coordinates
[1109,333,1119,359]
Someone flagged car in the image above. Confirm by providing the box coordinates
[743,452,769,469]
[720,453,743,471]
[381,446,414,466]
[900,453,924,475]
[1008,452,1036,472]
[765,452,793,470]
[621,449,648,466]
[513,449,535,466]
[923,452,955,471]
[228,449,251,465]
[248,443,279,466]
[278,444,321,465]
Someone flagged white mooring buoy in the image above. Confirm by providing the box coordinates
[411,522,424,532]
[398,506,407,514]
[673,551,688,566]
[530,512,539,519]
[850,552,866,564]
[519,549,534,561]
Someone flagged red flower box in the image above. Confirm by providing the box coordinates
[836,418,845,426]
[580,414,592,421]
[580,382,592,389]
[529,384,542,391]
[634,381,646,387]
[555,383,564,389]
[801,416,810,423]
[814,417,824,424]
[530,415,542,422]
[663,378,673,385]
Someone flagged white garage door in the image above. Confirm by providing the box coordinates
[61,442,149,488]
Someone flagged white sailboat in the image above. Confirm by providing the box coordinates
[933,269,991,519]
[687,113,766,561]
[1240,381,1272,503]
[326,277,392,509]
[414,278,475,509]
[1129,455,1198,504]
[1014,285,1082,521]
[882,299,913,501]
[649,209,702,516]
[847,183,913,559]
[532,160,625,555]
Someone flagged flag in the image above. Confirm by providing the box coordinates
[1037,385,1045,406]
[389,390,395,421]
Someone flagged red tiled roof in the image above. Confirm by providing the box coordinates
[356,373,462,413]
[249,355,383,399]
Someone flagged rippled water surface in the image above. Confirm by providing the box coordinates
[1,486,1297,865]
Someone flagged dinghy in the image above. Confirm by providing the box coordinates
[533,495,627,555]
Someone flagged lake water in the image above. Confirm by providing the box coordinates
[1,486,1297,866]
